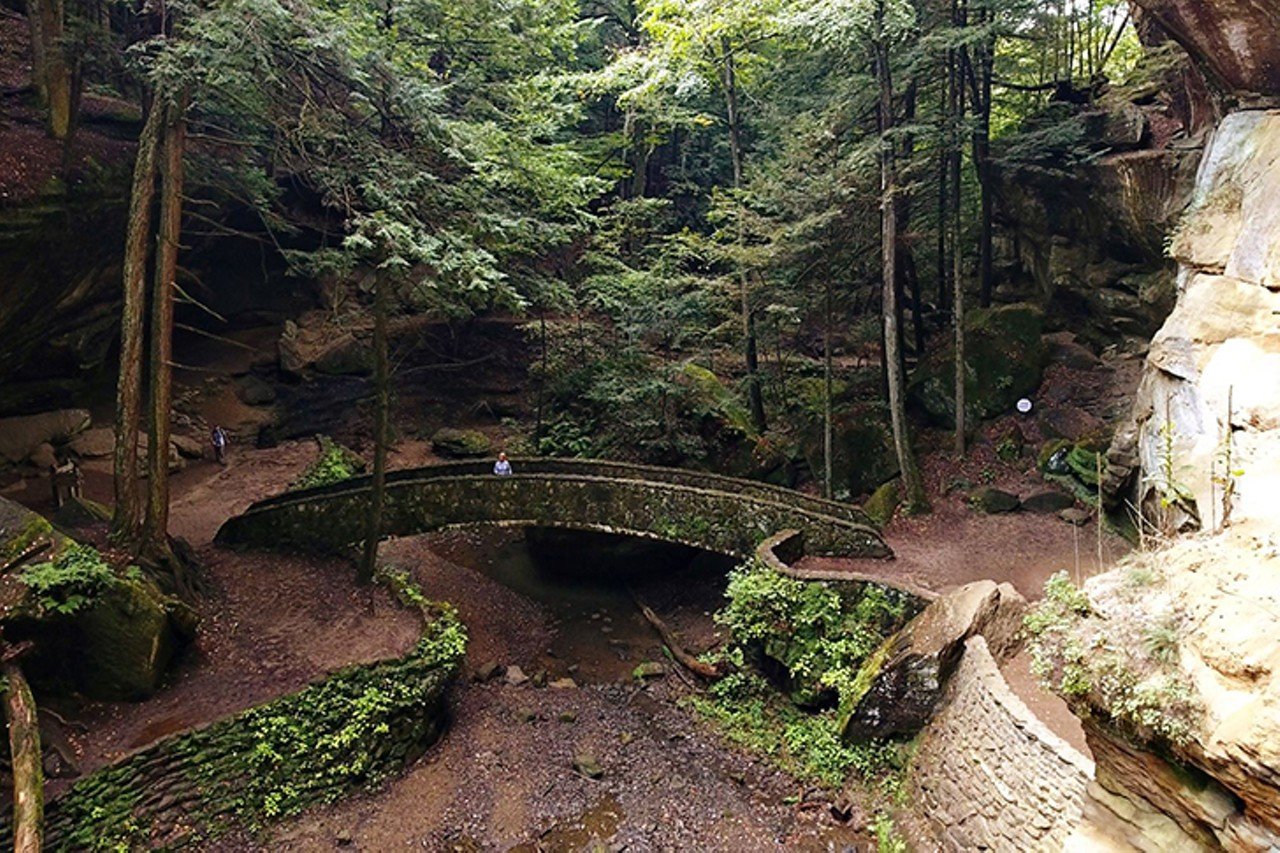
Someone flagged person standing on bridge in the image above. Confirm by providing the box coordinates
[493,452,513,476]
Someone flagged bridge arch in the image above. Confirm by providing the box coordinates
[214,458,892,560]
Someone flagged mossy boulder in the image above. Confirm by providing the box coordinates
[908,303,1048,429]
[1039,438,1074,472]
[801,403,900,500]
[840,581,1026,740]
[430,428,492,459]
[970,487,1021,514]
[73,577,194,700]
[863,480,901,527]
[677,362,752,438]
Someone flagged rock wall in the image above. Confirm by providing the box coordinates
[1129,0,1280,99]
[909,636,1095,852]
[994,146,1201,346]
[215,458,891,560]
[1108,109,1280,530]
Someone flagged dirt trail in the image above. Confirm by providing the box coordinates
[49,442,420,779]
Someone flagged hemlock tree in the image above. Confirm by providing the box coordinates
[798,0,928,513]
[615,0,794,433]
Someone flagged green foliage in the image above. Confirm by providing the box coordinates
[872,812,909,853]
[684,670,900,788]
[19,543,119,616]
[291,437,365,491]
[46,572,466,847]
[716,558,912,707]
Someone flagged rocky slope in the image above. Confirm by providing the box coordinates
[1052,2,1280,848]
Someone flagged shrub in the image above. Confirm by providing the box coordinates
[292,437,365,490]
[20,543,119,615]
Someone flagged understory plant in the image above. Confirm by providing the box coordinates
[291,436,366,491]
[715,557,914,708]
[19,542,121,615]
[686,559,916,789]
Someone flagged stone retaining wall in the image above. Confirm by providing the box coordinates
[0,577,462,850]
[909,636,1094,851]
[217,461,891,561]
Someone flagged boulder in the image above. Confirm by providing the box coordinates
[970,487,1020,514]
[69,427,115,458]
[863,480,900,527]
[1022,491,1076,514]
[431,428,492,459]
[170,434,206,460]
[908,304,1048,429]
[72,578,188,700]
[0,409,91,464]
[802,403,900,500]
[235,375,277,406]
[839,581,1026,740]
[29,442,57,469]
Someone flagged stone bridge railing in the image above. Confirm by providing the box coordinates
[215,458,892,560]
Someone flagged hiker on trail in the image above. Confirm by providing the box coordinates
[211,425,229,465]
[493,452,513,476]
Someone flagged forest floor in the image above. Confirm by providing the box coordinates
[1,320,1138,848]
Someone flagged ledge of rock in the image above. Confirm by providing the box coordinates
[839,580,1027,740]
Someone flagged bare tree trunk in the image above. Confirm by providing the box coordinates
[143,93,186,559]
[111,100,164,550]
[951,10,968,457]
[967,10,995,307]
[26,0,71,138]
[823,278,834,499]
[875,16,928,515]
[722,42,767,434]
[4,661,44,853]
[360,271,391,585]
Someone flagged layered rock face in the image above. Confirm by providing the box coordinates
[1130,0,1280,99]
[1108,110,1280,531]
[1056,534,1280,851]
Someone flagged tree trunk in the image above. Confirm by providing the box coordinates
[360,271,391,586]
[26,0,71,139]
[968,12,995,307]
[143,93,186,558]
[951,6,968,456]
[111,99,164,550]
[722,42,767,434]
[4,662,44,853]
[823,278,834,499]
[875,19,928,515]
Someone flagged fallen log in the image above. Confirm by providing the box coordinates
[631,594,721,680]
[3,661,44,853]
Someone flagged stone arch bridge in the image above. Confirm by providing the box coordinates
[215,458,892,561]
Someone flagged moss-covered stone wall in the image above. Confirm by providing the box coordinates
[216,458,891,561]
[0,576,463,850]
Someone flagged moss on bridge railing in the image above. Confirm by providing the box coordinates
[1,574,464,850]
[216,466,892,561]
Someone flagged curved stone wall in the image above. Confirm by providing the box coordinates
[216,459,891,560]
[0,574,462,849]
[908,636,1095,851]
